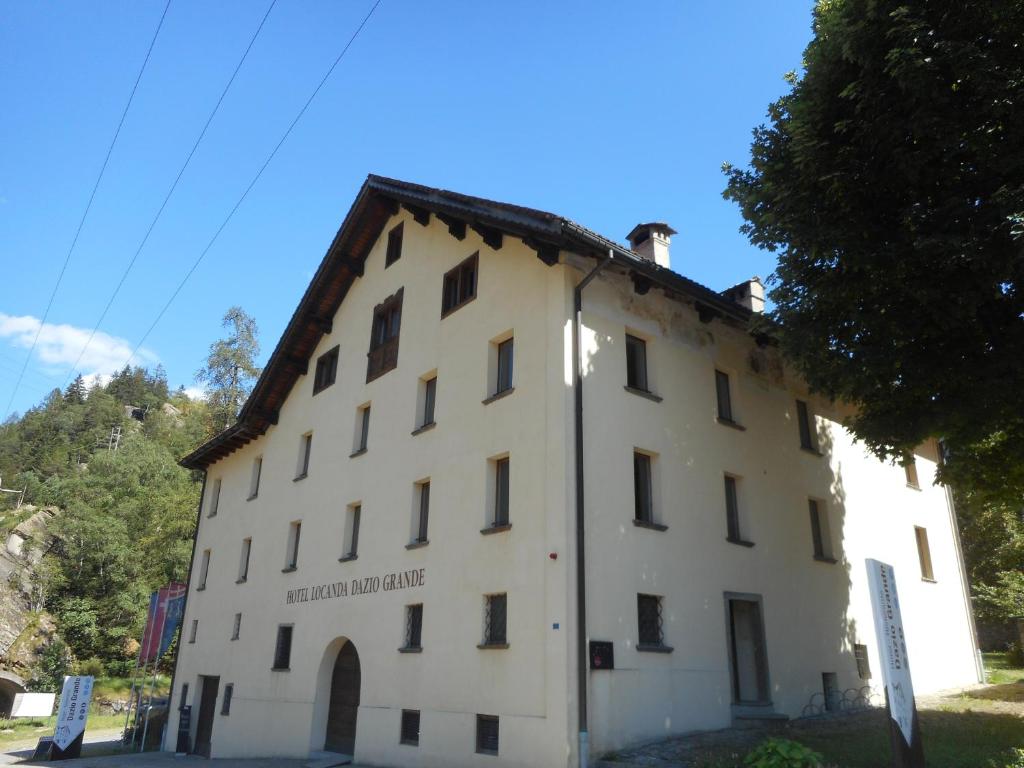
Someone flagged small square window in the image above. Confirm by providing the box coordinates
[296,432,312,479]
[313,345,339,394]
[483,594,507,646]
[207,478,221,517]
[637,593,665,648]
[238,537,251,582]
[198,549,211,590]
[273,625,293,670]
[284,522,301,571]
[715,370,734,423]
[404,604,423,650]
[248,456,262,500]
[854,643,872,679]
[400,709,420,746]
[904,455,920,489]
[915,526,934,581]
[385,222,403,267]
[476,714,499,755]
[442,253,478,316]
[625,334,649,392]
[796,400,816,451]
[220,683,233,716]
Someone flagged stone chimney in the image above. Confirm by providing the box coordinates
[723,277,766,313]
[626,222,677,270]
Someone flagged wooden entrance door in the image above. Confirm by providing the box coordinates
[728,597,771,704]
[193,675,219,758]
[324,642,360,754]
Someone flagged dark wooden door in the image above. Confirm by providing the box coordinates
[324,642,360,754]
[193,676,219,758]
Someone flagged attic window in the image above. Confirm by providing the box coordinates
[367,288,403,382]
[313,345,339,395]
[385,222,404,267]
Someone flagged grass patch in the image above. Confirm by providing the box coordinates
[984,651,1024,686]
[0,711,125,751]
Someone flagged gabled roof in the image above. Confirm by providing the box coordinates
[180,175,754,470]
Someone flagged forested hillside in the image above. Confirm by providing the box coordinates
[0,366,210,679]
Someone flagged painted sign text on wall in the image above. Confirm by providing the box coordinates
[286,568,425,605]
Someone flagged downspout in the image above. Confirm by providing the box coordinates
[943,481,985,682]
[574,250,614,768]
[164,470,207,752]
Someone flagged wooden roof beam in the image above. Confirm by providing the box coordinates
[286,355,308,375]
[436,212,467,241]
[523,237,559,266]
[470,222,503,250]
[308,314,333,334]
[402,203,431,226]
[696,302,721,324]
[631,272,652,295]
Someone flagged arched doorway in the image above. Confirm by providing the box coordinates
[323,641,360,754]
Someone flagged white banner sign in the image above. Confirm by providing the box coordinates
[10,692,55,718]
[866,559,915,745]
[53,675,93,750]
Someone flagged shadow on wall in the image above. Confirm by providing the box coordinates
[577,283,870,745]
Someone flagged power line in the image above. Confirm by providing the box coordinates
[120,0,383,370]
[62,0,279,387]
[1,0,172,422]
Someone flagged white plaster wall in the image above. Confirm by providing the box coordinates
[577,269,979,756]
[166,211,576,767]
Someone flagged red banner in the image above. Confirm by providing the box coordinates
[139,582,187,664]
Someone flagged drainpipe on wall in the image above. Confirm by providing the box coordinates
[164,471,207,752]
[573,250,614,768]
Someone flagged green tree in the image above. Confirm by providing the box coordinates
[723,1,1024,501]
[63,375,86,405]
[195,307,262,432]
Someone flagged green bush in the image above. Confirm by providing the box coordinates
[744,738,823,768]
[74,657,104,677]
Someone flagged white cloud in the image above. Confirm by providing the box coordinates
[0,313,158,380]
[181,385,206,401]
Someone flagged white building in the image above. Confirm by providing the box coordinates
[166,175,982,766]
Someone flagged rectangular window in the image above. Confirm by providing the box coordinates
[637,593,664,648]
[822,672,840,712]
[238,537,251,582]
[854,643,872,679]
[808,499,833,561]
[231,613,241,641]
[313,345,339,394]
[494,458,510,527]
[342,505,360,560]
[220,683,233,716]
[724,475,744,543]
[414,482,430,543]
[904,456,920,489]
[207,478,221,517]
[248,456,262,500]
[405,604,423,650]
[483,594,507,646]
[421,376,437,427]
[296,432,312,479]
[915,526,934,580]
[385,221,403,267]
[715,370,734,422]
[476,714,499,755]
[367,289,403,381]
[353,404,371,454]
[198,549,211,590]
[273,625,293,670]
[625,334,649,392]
[442,252,478,316]
[179,683,189,712]
[796,400,815,451]
[189,619,198,644]
[285,522,301,571]
[400,709,420,746]
[496,338,514,395]
[633,452,653,524]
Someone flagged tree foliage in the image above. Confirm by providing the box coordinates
[195,306,261,431]
[723,0,1024,502]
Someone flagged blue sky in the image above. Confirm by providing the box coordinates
[0,0,814,418]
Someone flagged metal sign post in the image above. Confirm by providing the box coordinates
[866,559,925,768]
[51,675,94,760]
